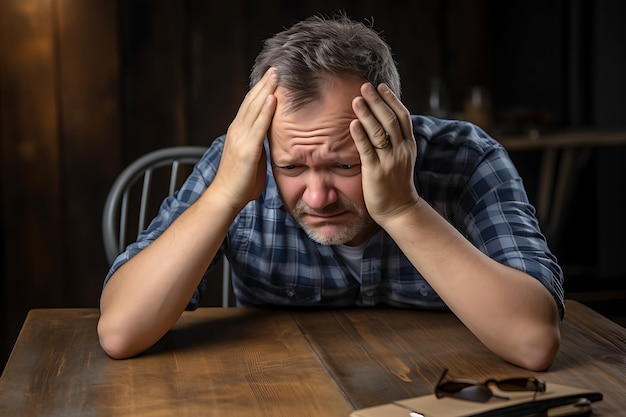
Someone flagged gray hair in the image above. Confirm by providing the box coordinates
[250,14,401,113]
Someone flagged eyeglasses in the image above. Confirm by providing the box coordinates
[435,368,546,402]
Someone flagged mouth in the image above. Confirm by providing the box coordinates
[304,211,351,223]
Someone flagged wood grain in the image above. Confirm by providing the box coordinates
[55,0,122,307]
[0,308,352,417]
[0,0,64,364]
[292,308,524,407]
[293,300,626,415]
[1,301,623,416]
[498,130,626,151]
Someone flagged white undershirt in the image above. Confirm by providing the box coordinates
[333,242,368,283]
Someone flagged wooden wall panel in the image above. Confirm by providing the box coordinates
[0,0,64,365]
[120,0,188,159]
[55,0,121,305]
[185,1,248,145]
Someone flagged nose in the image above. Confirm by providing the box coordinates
[302,171,338,211]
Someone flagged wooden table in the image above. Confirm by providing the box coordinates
[0,300,624,416]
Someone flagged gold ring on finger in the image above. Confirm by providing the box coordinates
[374,132,391,149]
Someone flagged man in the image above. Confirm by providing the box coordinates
[98,14,564,371]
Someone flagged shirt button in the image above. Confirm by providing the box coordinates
[286,289,295,297]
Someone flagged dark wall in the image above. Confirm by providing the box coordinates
[490,0,567,127]
[487,0,626,279]
[593,0,626,277]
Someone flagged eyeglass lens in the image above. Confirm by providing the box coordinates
[435,369,545,403]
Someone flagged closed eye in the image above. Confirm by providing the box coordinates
[333,164,361,176]
[274,164,306,177]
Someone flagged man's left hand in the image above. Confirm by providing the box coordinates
[349,82,420,225]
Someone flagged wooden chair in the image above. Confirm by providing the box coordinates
[102,146,231,306]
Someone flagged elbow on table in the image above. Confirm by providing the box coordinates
[97,316,143,360]
[510,325,561,371]
[515,342,560,372]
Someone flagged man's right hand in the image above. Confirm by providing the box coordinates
[211,67,278,210]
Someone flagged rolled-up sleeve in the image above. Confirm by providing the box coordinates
[102,138,226,309]
[460,146,565,318]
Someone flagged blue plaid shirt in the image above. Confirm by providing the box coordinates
[105,116,565,317]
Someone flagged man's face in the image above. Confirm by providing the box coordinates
[269,75,377,246]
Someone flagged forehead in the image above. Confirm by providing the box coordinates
[276,74,364,117]
[270,75,365,157]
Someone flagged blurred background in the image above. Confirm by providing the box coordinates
[1,0,625,371]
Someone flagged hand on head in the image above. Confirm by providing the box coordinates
[213,68,278,210]
[350,82,420,225]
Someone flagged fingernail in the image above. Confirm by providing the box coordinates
[269,67,279,81]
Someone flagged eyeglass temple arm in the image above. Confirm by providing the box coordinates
[434,368,449,396]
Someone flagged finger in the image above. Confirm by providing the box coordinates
[250,94,277,139]
[349,118,379,164]
[244,67,278,105]
[357,83,402,147]
[226,68,278,152]
[248,70,278,141]
[237,67,279,126]
[376,83,412,140]
[351,94,390,150]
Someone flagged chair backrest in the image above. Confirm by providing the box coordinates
[102,146,231,307]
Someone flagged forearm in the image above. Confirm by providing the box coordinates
[381,199,560,370]
[98,67,277,359]
[98,187,239,359]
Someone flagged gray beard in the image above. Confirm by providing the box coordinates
[291,199,373,245]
